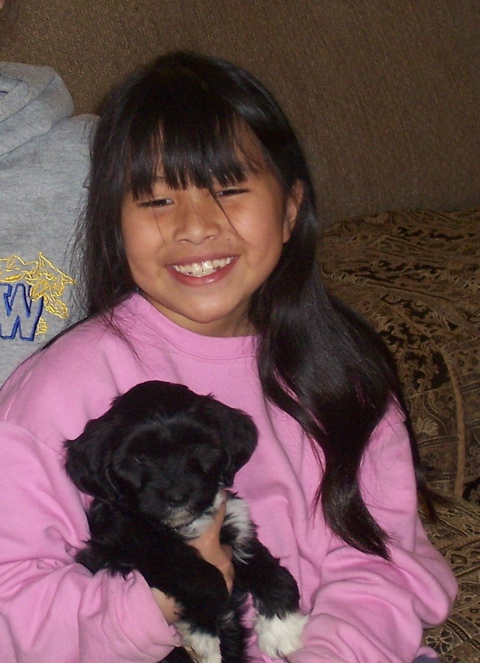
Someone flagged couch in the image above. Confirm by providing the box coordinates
[1,1,479,660]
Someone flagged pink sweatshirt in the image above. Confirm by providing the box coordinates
[0,294,456,662]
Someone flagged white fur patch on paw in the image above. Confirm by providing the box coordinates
[255,612,308,658]
[176,621,222,663]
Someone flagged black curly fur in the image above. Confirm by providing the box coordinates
[64,381,303,663]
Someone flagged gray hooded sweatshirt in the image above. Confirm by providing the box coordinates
[0,62,97,385]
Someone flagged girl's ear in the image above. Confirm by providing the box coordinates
[283,179,304,243]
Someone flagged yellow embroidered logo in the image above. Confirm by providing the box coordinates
[0,253,75,341]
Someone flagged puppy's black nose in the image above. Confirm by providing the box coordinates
[166,490,186,506]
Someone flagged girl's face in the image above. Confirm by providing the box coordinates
[121,158,301,337]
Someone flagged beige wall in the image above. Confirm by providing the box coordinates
[1,0,479,226]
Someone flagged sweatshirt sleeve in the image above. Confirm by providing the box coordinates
[0,421,178,663]
[286,404,458,663]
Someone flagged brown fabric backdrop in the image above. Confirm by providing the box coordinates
[319,208,480,499]
[1,0,479,227]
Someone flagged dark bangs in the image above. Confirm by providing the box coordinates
[126,60,267,199]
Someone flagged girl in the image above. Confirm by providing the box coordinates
[0,51,456,662]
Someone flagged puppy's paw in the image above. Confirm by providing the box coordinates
[255,611,307,658]
[176,622,222,663]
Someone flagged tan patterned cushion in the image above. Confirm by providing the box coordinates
[319,211,480,659]
[422,498,480,662]
[319,209,480,498]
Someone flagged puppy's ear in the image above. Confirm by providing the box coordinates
[64,414,120,502]
[204,399,258,487]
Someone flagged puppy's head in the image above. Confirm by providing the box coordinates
[64,381,258,527]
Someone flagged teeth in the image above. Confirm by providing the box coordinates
[172,257,233,277]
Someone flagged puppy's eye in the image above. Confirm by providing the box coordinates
[195,447,223,474]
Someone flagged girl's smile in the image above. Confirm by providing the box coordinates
[122,164,301,337]
[170,256,235,279]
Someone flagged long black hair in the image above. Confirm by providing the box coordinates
[78,51,428,558]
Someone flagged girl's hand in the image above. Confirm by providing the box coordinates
[188,490,234,593]
[151,491,234,624]
[151,588,182,625]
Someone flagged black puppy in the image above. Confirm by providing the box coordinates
[64,380,306,663]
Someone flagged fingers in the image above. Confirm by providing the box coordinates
[219,544,235,593]
[209,489,227,537]
[151,588,182,625]
[188,491,235,592]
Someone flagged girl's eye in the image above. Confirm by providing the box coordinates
[139,198,173,208]
[215,187,247,198]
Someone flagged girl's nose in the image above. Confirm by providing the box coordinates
[174,190,222,245]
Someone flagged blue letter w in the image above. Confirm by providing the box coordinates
[0,283,44,341]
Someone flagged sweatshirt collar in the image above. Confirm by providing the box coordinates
[117,293,257,361]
